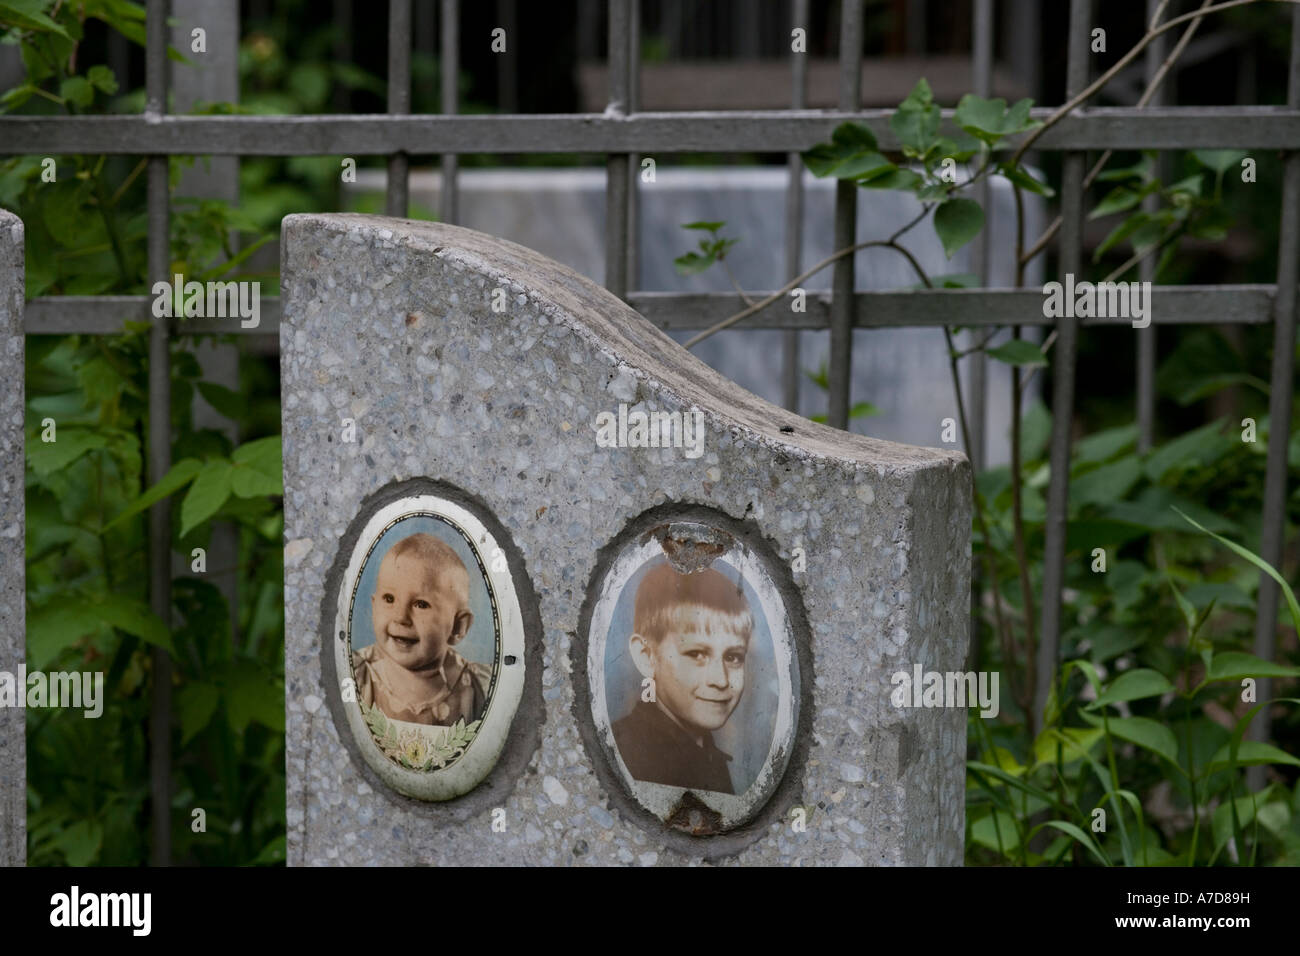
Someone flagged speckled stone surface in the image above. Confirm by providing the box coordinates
[0,211,24,867]
[281,214,971,866]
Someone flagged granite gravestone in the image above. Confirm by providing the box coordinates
[0,211,23,867]
[281,213,971,864]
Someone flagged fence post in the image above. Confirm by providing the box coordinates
[1036,0,1091,729]
[441,0,460,225]
[172,0,241,640]
[782,0,809,412]
[146,0,175,868]
[386,0,411,217]
[1249,5,1300,781]
[604,0,632,298]
[828,0,862,431]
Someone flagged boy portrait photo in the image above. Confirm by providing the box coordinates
[601,556,782,798]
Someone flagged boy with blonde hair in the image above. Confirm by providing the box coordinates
[612,562,753,794]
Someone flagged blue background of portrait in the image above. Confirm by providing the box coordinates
[603,555,779,793]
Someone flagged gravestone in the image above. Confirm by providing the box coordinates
[0,211,23,866]
[281,213,971,864]
[348,166,1045,464]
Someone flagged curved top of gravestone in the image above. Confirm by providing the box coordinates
[282,213,966,477]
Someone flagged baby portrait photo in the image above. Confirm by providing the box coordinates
[346,513,501,774]
[586,525,801,830]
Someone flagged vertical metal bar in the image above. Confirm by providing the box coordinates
[146,0,173,869]
[440,0,459,225]
[1137,0,1166,454]
[495,0,517,114]
[968,0,994,677]
[386,0,411,218]
[1249,4,1300,767]
[782,0,809,412]
[1036,0,1091,728]
[333,0,353,113]
[1005,0,1041,103]
[604,0,631,298]
[173,0,241,642]
[968,0,993,473]
[906,0,927,55]
[828,0,862,430]
[626,0,641,291]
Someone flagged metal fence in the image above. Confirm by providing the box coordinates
[3,0,1297,861]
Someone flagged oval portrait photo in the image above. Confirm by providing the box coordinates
[331,492,526,802]
[583,517,802,834]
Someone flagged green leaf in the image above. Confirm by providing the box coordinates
[181,459,234,536]
[52,820,102,867]
[26,601,104,670]
[231,435,283,498]
[222,660,285,734]
[0,0,73,38]
[848,401,879,419]
[986,338,1045,367]
[831,122,878,153]
[1093,210,1151,261]
[1070,457,1141,509]
[1175,508,1300,636]
[94,594,174,652]
[1089,184,1145,219]
[682,220,725,232]
[103,457,202,531]
[998,162,1054,197]
[933,198,984,258]
[858,168,924,191]
[1096,154,1155,183]
[832,151,896,181]
[1206,740,1300,775]
[953,94,1040,144]
[890,78,941,157]
[1192,149,1247,176]
[249,835,287,866]
[1212,786,1274,855]
[86,64,119,95]
[1081,712,1179,764]
[26,427,109,477]
[59,76,94,109]
[1143,418,1231,482]
[178,682,220,744]
[1074,424,1137,465]
[673,251,715,275]
[1037,820,1109,866]
[971,809,1021,853]
[1087,668,1174,709]
[1206,652,1300,682]
[802,122,879,177]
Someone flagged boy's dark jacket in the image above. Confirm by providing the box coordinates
[612,700,735,794]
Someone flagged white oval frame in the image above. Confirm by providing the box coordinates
[333,494,526,801]
[586,534,800,830]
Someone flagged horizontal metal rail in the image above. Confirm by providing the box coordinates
[23,285,1280,335]
[3,106,1300,155]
